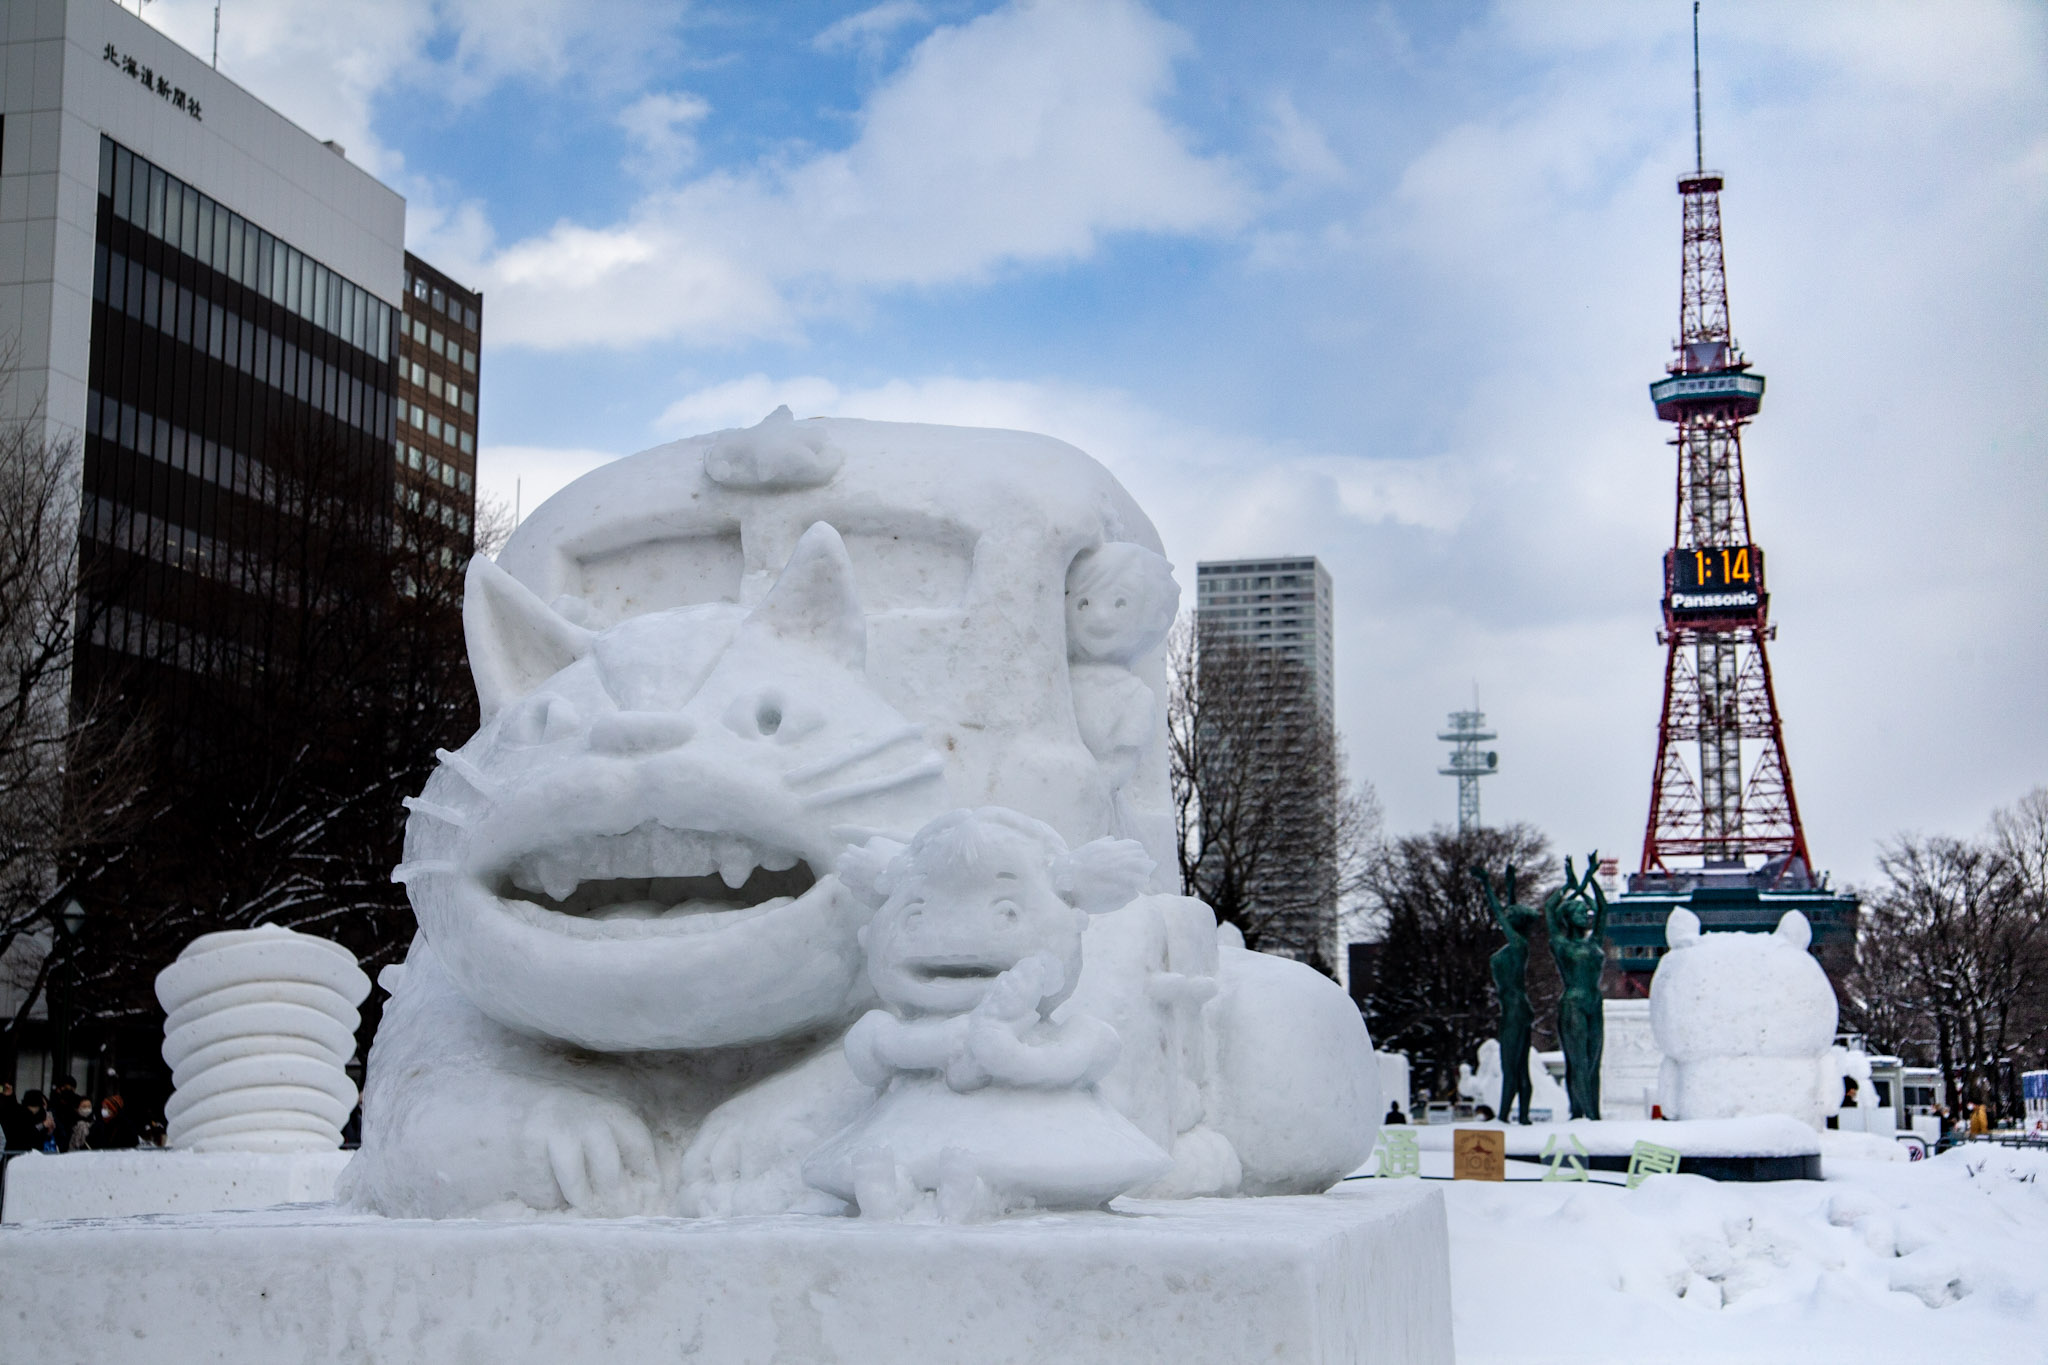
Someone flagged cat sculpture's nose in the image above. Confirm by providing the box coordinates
[588,711,695,755]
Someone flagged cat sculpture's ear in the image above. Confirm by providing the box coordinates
[745,522,865,670]
[1665,906,1702,949]
[1775,910,1813,951]
[464,555,594,724]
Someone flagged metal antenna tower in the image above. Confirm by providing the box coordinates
[1639,4,1810,878]
[1437,701,1497,834]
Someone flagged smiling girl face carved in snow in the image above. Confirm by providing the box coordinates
[395,523,951,1053]
[851,809,1155,1020]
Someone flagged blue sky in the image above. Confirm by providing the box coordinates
[142,0,2048,891]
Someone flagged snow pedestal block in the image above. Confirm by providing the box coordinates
[1,1149,353,1223]
[0,1183,1450,1365]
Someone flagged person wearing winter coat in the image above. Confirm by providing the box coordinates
[65,1096,95,1152]
[87,1095,137,1150]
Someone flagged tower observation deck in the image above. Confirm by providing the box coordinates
[1613,4,1858,997]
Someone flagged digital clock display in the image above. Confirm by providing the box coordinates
[1665,544,1765,621]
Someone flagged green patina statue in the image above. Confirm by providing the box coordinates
[1546,852,1609,1121]
[1474,863,1540,1125]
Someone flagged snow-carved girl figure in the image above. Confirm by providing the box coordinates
[802,809,1170,1221]
[1064,544,1179,821]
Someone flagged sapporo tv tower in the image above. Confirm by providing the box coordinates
[1605,4,1859,997]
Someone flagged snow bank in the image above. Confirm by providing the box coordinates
[1444,1143,2048,1364]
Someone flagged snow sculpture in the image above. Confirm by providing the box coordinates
[1459,1039,1568,1121]
[803,809,1170,1220]
[1064,543,1178,847]
[155,926,371,1152]
[343,413,1381,1218]
[1649,908,1851,1128]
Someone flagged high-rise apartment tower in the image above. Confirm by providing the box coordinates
[1193,556,1338,969]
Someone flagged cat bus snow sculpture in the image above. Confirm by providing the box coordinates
[342,413,1379,1219]
[1649,908,1855,1128]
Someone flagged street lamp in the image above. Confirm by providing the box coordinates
[60,899,86,937]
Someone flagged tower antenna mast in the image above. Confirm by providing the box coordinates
[1692,1,1703,174]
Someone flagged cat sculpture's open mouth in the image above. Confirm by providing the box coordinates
[489,820,821,937]
[906,960,1008,982]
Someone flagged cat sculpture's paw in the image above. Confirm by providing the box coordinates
[679,1046,871,1217]
[521,1091,660,1216]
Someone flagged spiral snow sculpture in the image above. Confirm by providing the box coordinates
[156,926,372,1153]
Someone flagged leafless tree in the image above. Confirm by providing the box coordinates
[1352,823,1559,1099]
[67,420,479,1029]
[1851,792,2048,1120]
[0,403,154,1070]
[1165,616,1376,974]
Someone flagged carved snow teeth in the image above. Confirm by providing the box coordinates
[716,838,754,889]
[539,858,579,903]
[493,821,814,921]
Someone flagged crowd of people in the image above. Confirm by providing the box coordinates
[0,1079,156,1153]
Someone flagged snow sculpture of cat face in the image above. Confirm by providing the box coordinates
[1648,909,1842,1124]
[396,522,950,1053]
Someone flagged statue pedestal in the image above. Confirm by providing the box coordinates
[1,1149,351,1223]
[0,1184,1450,1364]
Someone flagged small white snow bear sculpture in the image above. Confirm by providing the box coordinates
[803,809,1171,1220]
[1649,908,1849,1128]
[155,926,371,1152]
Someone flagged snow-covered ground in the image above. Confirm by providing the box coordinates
[1423,1138,2048,1364]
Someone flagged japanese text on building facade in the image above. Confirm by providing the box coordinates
[102,45,202,122]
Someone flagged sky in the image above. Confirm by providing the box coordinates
[138,0,2048,891]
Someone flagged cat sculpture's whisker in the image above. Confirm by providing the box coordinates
[799,754,945,810]
[434,747,502,800]
[783,724,929,789]
[402,796,471,828]
[392,859,461,885]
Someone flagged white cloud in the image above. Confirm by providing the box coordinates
[1265,94,1347,186]
[481,0,1249,348]
[618,92,713,184]
[136,0,1248,348]
[813,2,930,55]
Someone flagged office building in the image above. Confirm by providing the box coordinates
[393,252,481,559]
[0,0,478,1088]
[1193,557,1334,720]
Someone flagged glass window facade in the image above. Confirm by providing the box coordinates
[80,135,400,698]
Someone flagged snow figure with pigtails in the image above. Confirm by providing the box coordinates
[341,411,1382,1220]
[801,809,1171,1221]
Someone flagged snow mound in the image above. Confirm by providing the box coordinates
[1446,1142,2048,1363]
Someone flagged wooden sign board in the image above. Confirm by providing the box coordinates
[1453,1129,1506,1182]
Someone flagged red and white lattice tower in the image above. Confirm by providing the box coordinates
[1638,12,1810,880]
